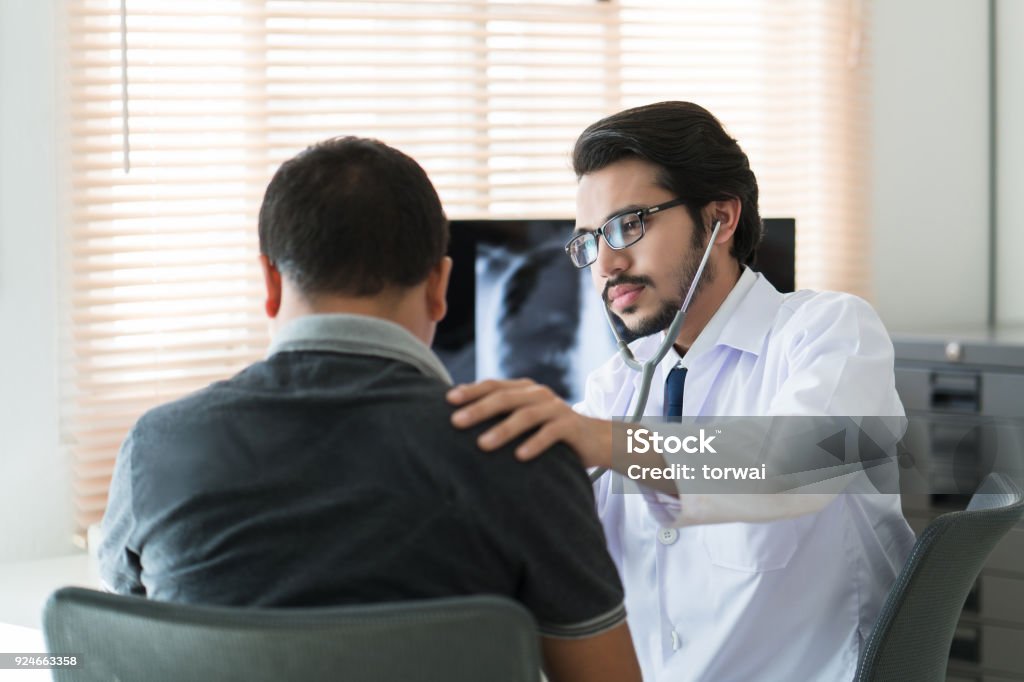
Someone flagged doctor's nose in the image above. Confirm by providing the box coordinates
[592,238,631,279]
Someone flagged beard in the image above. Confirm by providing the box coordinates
[606,239,716,341]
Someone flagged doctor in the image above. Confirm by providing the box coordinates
[448,101,915,681]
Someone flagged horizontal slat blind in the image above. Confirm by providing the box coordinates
[616,0,871,294]
[62,0,869,535]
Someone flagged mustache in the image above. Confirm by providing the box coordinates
[602,274,655,304]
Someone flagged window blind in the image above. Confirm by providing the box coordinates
[62,0,870,536]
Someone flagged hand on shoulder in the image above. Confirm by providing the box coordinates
[447,378,612,469]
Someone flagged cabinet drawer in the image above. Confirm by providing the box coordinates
[988,526,1024,576]
[896,367,933,412]
[980,575,1024,626]
[982,373,1024,419]
[982,624,1024,675]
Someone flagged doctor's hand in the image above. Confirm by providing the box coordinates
[447,378,612,469]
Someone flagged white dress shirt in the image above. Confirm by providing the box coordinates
[576,268,915,682]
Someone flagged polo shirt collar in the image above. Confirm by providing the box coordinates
[268,313,453,385]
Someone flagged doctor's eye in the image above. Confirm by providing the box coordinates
[612,214,644,245]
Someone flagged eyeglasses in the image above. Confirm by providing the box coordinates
[564,199,685,268]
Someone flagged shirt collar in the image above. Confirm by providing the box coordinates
[658,266,783,372]
[267,313,453,385]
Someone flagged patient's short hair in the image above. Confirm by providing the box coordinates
[258,137,448,296]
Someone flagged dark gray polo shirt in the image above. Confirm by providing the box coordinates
[98,314,625,638]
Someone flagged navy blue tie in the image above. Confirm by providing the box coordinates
[663,365,687,420]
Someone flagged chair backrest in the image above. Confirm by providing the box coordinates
[44,588,541,682]
[855,473,1024,682]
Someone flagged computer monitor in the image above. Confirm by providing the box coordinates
[433,218,795,403]
[753,218,795,294]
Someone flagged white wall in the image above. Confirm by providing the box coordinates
[996,0,1024,325]
[0,0,74,561]
[870,0,991,331]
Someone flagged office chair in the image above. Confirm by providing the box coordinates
[43,589,541,682]
[855,472,1024,682]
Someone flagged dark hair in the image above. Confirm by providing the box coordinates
[572,101,762,265]
[258,136,448,296]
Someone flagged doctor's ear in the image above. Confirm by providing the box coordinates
[705,198,741,245]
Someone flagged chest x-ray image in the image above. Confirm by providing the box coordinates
[433,220,618,405]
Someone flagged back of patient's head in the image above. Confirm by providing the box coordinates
[258,136,448,296]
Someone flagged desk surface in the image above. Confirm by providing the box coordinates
[0,552,97,675]
[0,623,48,681]
[0,554,96,681]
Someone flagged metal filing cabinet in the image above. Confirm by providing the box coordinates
[892,327,1024,681]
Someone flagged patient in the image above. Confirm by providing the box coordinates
[97,136,640,682]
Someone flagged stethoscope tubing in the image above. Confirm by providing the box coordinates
[589,220,722,483]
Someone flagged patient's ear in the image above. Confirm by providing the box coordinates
[426,256,453,322]
[259,254,282,318]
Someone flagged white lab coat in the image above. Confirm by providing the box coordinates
[576,268,915,682]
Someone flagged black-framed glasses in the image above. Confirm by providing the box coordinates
[564,199,685,268]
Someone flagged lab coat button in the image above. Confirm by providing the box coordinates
[658,528,678,545]
[671,630,681,651]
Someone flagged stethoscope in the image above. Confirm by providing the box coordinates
[589,219,722,483]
